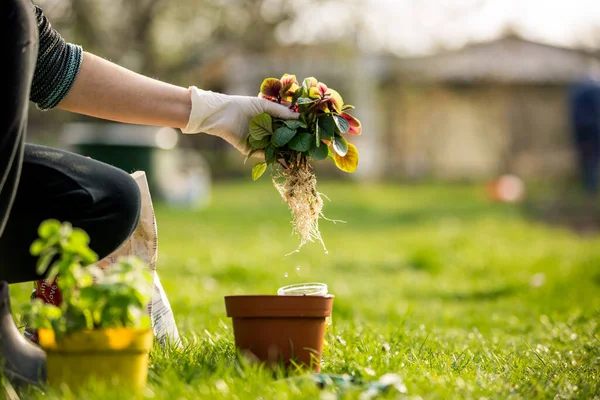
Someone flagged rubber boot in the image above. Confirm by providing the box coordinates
[24,288,39,344]
[0,281,46,387]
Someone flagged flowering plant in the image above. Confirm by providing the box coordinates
[246,74,362,252]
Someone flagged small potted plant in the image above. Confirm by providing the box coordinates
[21,220,154,393]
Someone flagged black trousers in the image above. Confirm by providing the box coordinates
[0,0,141,284]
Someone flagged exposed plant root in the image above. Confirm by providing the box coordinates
[272,163,328,255]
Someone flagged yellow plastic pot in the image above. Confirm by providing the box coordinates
[38,328,153,393]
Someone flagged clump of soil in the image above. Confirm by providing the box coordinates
[272,162,327,254]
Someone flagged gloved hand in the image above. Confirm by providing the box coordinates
[181,86,299,154]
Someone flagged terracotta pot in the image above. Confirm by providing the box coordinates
[225,295,334,372]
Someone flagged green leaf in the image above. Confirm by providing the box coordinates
[288,132,313,152]
[249,113,273,140]
[244,148,260,164]
[309,142,329,161]
[296,97,317,105]
[78,248,99,265]
[249,135,270,149]
[283,120,307,129]
[302,77,317,93]
[265,145,277,165]
[272,126,297,147]
[291,88,303,105]
[38,219,61,239]
[30,239,45,256]
[302,78,311,93]
[20,301,63,331]
[333,114,350,134]
[252,162,267,181]
[70,229,90,246]
[36,250,57,275]
[327,146,335,161]
[315,122,320,147]
[279,81,295,99]
[300,114,308,126]
[318,116,335,140]
[333,135,349,156]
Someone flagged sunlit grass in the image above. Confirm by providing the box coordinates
[10,181,600,399]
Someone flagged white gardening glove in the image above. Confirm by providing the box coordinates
[181,86,299,154]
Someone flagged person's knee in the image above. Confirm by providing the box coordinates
[105,169,141,240]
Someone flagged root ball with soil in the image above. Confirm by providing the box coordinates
[272,158,326,253]
[247,74,362,253]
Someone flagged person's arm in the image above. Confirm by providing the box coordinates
[58,52,192,129]
[31,5,190,129]
[30,5,297,154]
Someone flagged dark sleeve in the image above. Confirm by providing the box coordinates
[30,5,83,111]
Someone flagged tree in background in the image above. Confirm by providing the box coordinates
[34,0,303,85]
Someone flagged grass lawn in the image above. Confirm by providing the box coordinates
[10,181,600,399]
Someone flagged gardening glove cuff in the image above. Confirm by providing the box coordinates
[181,86,299,154]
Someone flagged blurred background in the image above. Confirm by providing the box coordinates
[28,0,600,231]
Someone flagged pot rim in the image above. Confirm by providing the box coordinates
[225,294,334,299]
[224,295,334,318]
[38,328,154,353]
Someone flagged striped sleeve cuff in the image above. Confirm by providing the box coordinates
[30,6,84,111]
[36,44,83,110]
[37,43,83,111]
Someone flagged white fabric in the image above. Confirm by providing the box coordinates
[97,171,180,346]
[182,87,299,154]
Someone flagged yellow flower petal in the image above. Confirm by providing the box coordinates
[334,143,358,173]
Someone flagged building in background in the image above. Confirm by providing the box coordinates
[218,35,600,181]
[389,35,600,181]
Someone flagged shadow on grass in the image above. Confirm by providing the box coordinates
[404,285,522,302]
[332,260,411,274]
[332,255,442,275]
[210,264,274,284]
[326,203,518,230]
[521,186,600,236]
